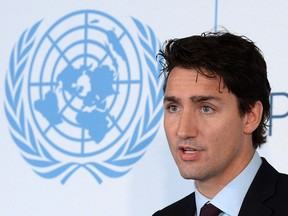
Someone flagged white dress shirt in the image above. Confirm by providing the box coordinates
[195,151,262,216]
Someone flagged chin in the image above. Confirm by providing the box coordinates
[179,170,196,180]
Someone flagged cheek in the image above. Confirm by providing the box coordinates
[211,120,244,153]
[163,121,175,148]
[163,123,171,142]
[206,119,241,147]
[164,116,177,139]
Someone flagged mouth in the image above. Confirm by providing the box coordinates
[178,146,202,161]
[183,148,198,154]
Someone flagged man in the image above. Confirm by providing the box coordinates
[153,32,288,216]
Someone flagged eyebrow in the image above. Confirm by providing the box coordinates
[190,95,221,103]
[163,96,178,102]
[163,95,221,103]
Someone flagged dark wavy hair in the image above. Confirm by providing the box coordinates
[158,31,271,148]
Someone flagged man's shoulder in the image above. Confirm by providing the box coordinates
[257,158,288,186]
[243,158,288,207]
[260,157,288,180]
[152,193,195,216]
[276,171,288,192]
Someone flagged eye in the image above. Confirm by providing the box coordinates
[166,105,179,113]
[201,105,214,114]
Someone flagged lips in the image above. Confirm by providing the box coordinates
[179,146,202,161]
[183,148,197,154]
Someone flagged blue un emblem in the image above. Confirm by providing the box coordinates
[5,10,163,184]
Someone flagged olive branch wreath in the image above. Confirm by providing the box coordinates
[4,16,163,184]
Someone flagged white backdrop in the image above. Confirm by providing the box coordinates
[1,1,288,216]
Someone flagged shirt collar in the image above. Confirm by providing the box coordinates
[194,151,262,216]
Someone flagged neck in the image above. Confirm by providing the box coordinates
[195,149,255,199]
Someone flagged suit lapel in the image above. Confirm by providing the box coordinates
[158,192,196,216]
[183,193,197,216]
[176,192,197,216]
[179,192,196,216]
[238,158,278,216]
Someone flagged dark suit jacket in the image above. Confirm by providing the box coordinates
[153,158,288,216]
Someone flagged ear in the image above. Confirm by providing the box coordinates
[243,101,263,134]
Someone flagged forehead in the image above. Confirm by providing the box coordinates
[164,67,239,107]
[166,67,225,93]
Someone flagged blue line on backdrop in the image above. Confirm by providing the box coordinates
[214,0,219,32]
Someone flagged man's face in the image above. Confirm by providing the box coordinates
[163,67,255,185]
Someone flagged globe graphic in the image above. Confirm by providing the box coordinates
[28,10,142,157]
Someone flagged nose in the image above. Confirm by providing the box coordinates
[176,110,198,139]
